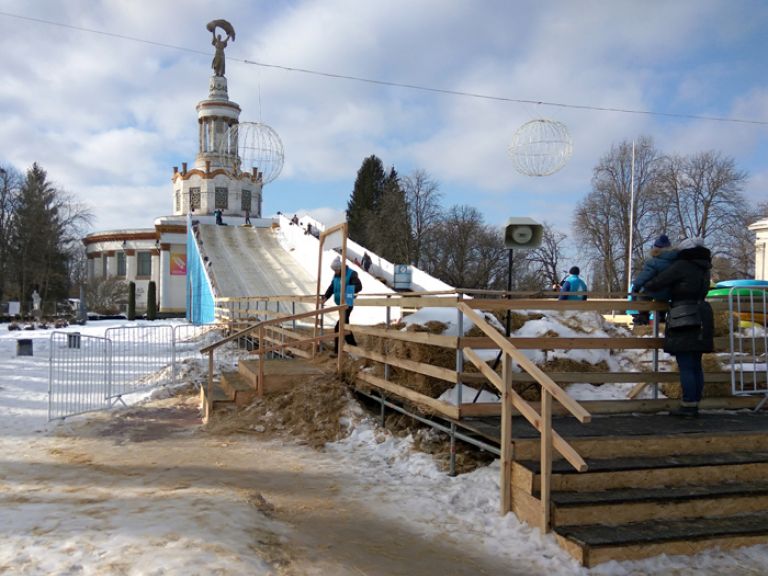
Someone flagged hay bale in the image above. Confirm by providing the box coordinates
[205,371,352,448]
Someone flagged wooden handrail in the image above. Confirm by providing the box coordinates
[463,347,587,472]
[201,303,347,412]
[200,304,346,354]
[458,302,591,424]
[458,301,591,529]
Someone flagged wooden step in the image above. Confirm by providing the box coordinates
[556,511,768,567]
[548,481,768,527]
[199,381,235,422]
[514,451,768,492]
[221,370,259,406]
[199,381,232,404]
[511,411,768,460]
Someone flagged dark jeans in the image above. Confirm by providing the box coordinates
[675,351,704,403]
[334,307,357,353]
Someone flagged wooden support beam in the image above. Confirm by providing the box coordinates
[351,325,458,348]
[540,390,552,532]
[500,354,513,515]
[459,336,666,350]
[461,370,744,386]
[458,395,762,418]
[462,298,666,313]
[345,345,458,383]
[355,371,460,419]
[354,296,457,308]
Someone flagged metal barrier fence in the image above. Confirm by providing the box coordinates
[48,331,112,421]
[728,286,768,402]
[105,325,175,399]
[48,323,223,421]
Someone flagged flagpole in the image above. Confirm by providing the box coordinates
[627,140,636,294]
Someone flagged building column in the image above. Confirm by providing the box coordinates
[159,244,172,312]
[125,249,137,281]
[105,251,117,276]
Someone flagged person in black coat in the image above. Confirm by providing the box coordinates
[644,237,713,418]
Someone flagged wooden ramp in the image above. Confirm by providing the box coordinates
[495,410,768,566]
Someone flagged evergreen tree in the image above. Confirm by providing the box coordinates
[9,163,85,302]
[347,155,385,246]
[369,167,411,263]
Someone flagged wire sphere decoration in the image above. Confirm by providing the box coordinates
[508,119,573,177]
[217,121,285,185]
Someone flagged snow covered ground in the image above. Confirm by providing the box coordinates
[2,319,768,574]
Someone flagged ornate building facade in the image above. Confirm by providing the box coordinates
[83,28,259,314]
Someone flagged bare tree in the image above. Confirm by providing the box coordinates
[0,165,22,301]
[422,205,506,289]
[85,276,129,315]
[658,151,748,251]
[574,137,664,292]
[402,169,442,267]
[524,222,567,289]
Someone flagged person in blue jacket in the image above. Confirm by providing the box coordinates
[323,256,363,356]
[629,234,678,324]
[559,266,588,300]
[632,234,677,299]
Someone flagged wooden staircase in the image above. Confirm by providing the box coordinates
[200,357,326,417]
[510,411,768,566]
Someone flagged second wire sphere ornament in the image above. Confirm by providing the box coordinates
[222,121,285,185]
[508,119,573,177]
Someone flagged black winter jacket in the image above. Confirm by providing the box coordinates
[644,245,714,354]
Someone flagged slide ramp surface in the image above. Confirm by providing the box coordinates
[198,224,316,299]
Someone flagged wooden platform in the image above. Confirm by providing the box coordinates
[238,358,325,393]
[497,409,768,566]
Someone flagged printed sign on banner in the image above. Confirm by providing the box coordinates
[170,253,187,275]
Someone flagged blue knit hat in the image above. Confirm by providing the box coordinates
[653,234,671,248]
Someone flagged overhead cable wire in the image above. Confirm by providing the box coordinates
[2,10,767,127]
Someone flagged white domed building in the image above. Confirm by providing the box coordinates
[83,37,264,315]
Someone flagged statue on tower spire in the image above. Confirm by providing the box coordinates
[206,19,235,77]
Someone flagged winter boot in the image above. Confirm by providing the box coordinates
[669,404,699,419]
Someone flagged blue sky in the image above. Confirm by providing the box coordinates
[1,0,767,247]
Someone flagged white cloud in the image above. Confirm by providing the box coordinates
[0,0,766,245]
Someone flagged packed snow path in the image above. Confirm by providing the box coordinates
[4,323,768,574]
[199,224,317,299]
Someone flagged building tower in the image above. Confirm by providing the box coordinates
[171,70,263,218]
